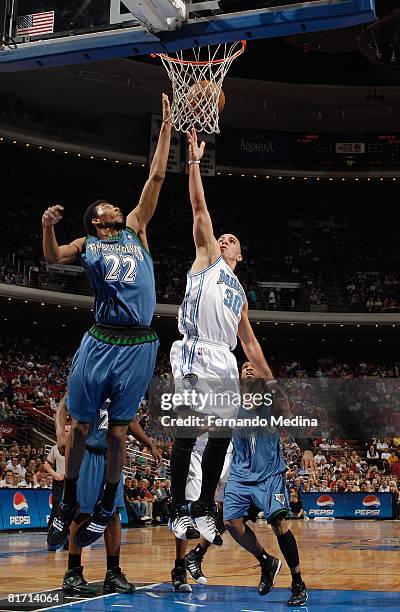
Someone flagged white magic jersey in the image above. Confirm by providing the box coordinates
[178,256,246,350]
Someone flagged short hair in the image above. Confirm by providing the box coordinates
[83,199,108,236]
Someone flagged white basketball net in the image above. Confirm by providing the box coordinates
[155,41,246,134]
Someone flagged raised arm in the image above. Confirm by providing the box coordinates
[187,128,220,274]
[126,94,172,251]
[42,205,85,264]
[238,303,292,418]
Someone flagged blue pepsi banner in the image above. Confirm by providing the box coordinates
[303,493,346,519]
[303,493,393,519]
[346,493,392,519]
[218,128,289,166]
[36,490,54,527]
[0,489,41,529]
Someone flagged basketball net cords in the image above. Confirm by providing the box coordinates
[158,42,243,134]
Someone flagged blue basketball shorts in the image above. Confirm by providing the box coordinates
[223,472,290,524]
[77,449,125,514]
[67,331,159,423]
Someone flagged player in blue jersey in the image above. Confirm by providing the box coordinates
[44,94,171,550]
[54,394,162,594]
[224,362,307,607]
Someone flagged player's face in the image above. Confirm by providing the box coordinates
[218,234,242,264]
[241,362,257,379]
[93,203,125,230]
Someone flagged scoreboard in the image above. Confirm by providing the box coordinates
[291,134,400,169]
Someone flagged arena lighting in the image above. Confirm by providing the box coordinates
[340,324,344,327]
[51,148,55,152]
[253,174,257,178]
[8,298,11,301]
[41,302,45,306]
[380,177,384,180]
[290,323,294,326]
[266,175,270,179]
[307,323,311,326]
[375,324,379,327]
[12,140,16,144]
[228,173,232,176]
[25,143,30,147]
[329,178,333,181]
[64,151,68,154]
[291,177,295,180]
[74,307,77,310]
[274,322,278,325]
[278,176,282,179]
[103,158,107,161]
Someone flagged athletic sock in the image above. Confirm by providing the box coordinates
[192,544,206,558]
[256,550,271,565]
[107,555,120,571]
[68,553,82,571]
[62,477,78,506]
[292,571,303,585]
[175,558,186,569]
[277,530,300,570]
[102,481,119,513]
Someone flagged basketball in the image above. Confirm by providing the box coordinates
[187,80,226,114]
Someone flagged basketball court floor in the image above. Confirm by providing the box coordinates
[1,520,399,612]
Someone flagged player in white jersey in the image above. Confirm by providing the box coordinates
[169,128,274,547]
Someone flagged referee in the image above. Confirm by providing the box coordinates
[45,425,70,528]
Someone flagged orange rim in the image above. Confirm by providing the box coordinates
[151,40,246,65]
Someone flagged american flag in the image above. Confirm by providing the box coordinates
[16,11,55,37]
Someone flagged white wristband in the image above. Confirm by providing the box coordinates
[188,160,201,165]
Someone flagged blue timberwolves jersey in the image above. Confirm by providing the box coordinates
[230,404,287,483]
[86,400,110,449]
[82,228,156,326]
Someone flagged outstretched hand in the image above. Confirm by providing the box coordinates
[162,93,171,124]
[42,205,64,227]
[187,128,205,162]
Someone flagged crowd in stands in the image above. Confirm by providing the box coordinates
[333,230,400,312]
[0,440,53,489]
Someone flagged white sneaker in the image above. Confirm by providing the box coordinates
[169,505,200,540]
[191,502,223,546]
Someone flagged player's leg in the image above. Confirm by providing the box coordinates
[191,431,231,545]
[260,474,307,606]
[170,434,200,540]
[224,481,281,596]
[190,349,239,544]
[172,539,192,592]
[270,517,307,607]
[47,336,107,549]
[62,516,97,596]
[76,340,158,546]
[103,514,135,594]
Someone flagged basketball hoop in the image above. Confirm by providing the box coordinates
[152,41,246,134]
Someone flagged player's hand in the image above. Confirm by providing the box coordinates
[42,205,64,227]
[162,93,171,125]
[56,431,67,456]
[187,128,205,162]
[148,443,163,466]
[53,473,64,481]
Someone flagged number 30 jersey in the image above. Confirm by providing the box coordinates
[178,256,246,350]
[82,228,156,327]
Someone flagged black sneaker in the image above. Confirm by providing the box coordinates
[47,502,78,551]
[191,501,223,546]
[74,502,114,548]
[62,567,97,596]
[171,566,192,592]
[169,504,200,540]
[287,580,308,606]
[185,548,207,584]
[258,556,282,596]
[103,567,135,594]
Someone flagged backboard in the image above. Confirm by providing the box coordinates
[0,1,376,72]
